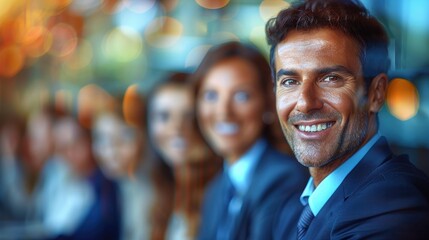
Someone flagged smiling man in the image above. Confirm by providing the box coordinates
[266,0,429,239]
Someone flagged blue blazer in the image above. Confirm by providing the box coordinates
[53,168,121,240]
[276,137,429,240]
[198,143,308,240]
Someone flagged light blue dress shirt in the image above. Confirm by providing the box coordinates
[300,133,381,216]
[225,138,267,217]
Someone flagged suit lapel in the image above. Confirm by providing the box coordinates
[305,137,394,239]
[229,145,271,239]
[340,137,393,199]
[205,173,231,237]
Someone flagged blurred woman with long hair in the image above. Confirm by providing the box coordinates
[194,41,309,240]
[147,72,221,240]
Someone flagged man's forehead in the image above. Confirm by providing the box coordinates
[274,28,362,72]
[277,36,328,55]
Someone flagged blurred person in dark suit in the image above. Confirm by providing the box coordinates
[147,72,222,240]
[43,116,120,240]
[0,114,28,221]
[92,110,154,240]
[0,107,57,224]
[0,107,76,239]
[266,0,429,239]
[194,41,308,240]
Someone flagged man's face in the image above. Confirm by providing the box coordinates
[274,28,373,168]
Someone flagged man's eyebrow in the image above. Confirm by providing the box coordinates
[317,65,354,75]
[276,65,355,81]
[276,69,298,81]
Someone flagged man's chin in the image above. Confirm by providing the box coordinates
[297,157,332,168]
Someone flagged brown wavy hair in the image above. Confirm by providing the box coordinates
[265,0,390,89]
[146,72,222,240]
[192,41,292,154]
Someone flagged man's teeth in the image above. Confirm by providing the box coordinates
[215,122,239,135]
[298,123,333,132]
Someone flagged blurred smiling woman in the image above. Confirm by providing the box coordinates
[194,41,309,240]
[147,72,221,240]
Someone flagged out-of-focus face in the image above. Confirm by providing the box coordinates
[93,114,141,178]
[58,118,94,175]
[0,122,21,158]
[197,58,266,163]
[274,28,383,170]
[26,112,53,170]
[149,85,205,167]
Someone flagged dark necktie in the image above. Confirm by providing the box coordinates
[217,177,236,240]
[297,204,314,240]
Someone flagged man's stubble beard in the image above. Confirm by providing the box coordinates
[281,110,369,168]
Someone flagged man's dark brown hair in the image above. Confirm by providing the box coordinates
[266,0,390,89]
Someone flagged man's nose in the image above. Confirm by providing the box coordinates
[296,82,323,113]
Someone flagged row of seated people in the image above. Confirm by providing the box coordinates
[0,41,309,240]
[3,0,429,239]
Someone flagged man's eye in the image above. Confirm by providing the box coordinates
[280,79,299,87]
[203,90,218,102]
[322,75,341,82]
[234,91,249,102]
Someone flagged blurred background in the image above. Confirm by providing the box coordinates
[0,0,428,184]
[0,0,428,239]
[2,0,428,172]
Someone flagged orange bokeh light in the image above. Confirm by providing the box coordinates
[102,0,121,13]
[78,84,116,128]
[0,17,26,44]
[161,0,179,12]
[0,0,26,24]
[386,78,420,121]
[123,84,145,127]
[21,25,53,58]
[145,17,183,48]
[41,0,72,13]
[0,44,25,78]
[195,0,230,9]
[49,23,78,57]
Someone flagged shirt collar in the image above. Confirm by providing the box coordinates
[300,132,381,216]
[225,138,267,195]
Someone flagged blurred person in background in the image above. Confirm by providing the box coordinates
[0,107,57,224]
[41,115,121,240]
[0,114,28,221]
[92,108,154,240]
[194,41,309,240]
[147,72,222,240]
[0,107,71,239]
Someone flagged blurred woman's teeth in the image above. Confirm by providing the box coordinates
[215,122,238,135]
[171,137,186,149]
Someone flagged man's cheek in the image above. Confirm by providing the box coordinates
[276,96,292,122]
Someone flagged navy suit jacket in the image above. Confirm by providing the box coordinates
[54,168,121,240]
[276,137,429,240]
[198,143,308,240]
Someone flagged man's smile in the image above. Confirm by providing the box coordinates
[295,122,335,132]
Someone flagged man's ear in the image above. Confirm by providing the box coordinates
[368,73,388,113]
